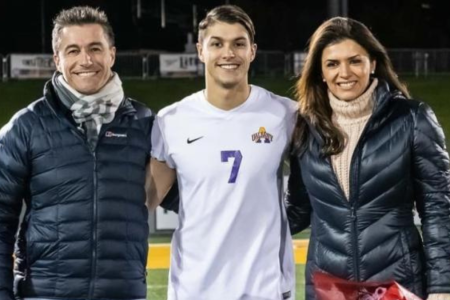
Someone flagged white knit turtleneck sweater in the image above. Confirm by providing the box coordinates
[329,79,378,200]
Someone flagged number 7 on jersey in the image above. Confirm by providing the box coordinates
[220,150,243,183]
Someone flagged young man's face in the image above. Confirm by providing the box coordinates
[53,24,116,95]
[197,21,256,90]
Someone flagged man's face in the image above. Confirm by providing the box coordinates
[53,24,116,95]
[197,21,256,90]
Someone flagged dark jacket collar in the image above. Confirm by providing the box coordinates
[371,79,405,117]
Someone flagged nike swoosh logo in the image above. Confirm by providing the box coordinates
[187,136,204,144]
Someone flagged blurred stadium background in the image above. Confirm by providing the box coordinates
[1,0,450,299]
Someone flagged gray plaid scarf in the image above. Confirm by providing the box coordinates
[53,73,124,150]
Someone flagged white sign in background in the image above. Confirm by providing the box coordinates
[293,52,307,76]
[10,53,204,79]
[159,54,204,77]
[156,207,178,230]
[10,54,56,79]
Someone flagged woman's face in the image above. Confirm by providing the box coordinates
[321,38,376,101]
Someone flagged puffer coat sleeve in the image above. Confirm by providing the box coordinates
[285,153,312,234]
[412,102,450,293]
[0,109,30,300]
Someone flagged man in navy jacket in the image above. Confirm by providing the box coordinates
[0,6,176,300]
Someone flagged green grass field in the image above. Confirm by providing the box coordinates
[147,265,306,300]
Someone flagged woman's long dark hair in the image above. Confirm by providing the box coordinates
[293,17,410,156]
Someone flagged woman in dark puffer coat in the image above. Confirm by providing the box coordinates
[286,17,450,300]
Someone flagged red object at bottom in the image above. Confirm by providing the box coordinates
[313,271,422,300]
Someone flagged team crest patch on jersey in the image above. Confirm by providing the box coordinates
[252,127,273,143]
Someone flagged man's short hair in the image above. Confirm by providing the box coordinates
[198,5,255,44]
[52,6,115,53]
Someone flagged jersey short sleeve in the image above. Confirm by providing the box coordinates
[285,99,298,143]
[271,93,297,144]
[151,115,175,168]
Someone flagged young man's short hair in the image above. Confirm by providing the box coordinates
[198,5,255,43]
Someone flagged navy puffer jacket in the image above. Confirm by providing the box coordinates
[286,81,450,299]
[0,80,152,300]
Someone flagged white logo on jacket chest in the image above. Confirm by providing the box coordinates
[105,131,127,138]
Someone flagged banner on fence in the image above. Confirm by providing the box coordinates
[293,52,307,76]
[159,54,204,77]
[10,54,56,79]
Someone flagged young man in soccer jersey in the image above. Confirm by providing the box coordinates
[148,5,297,300]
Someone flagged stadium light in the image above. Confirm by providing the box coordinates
[41,0,46,53]
[161,0,166,28]
[328,0,349,17]
[192,4,197,33]
[137,0,141,19]
[342,0,348,16]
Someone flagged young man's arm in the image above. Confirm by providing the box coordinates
[145,158,177,211]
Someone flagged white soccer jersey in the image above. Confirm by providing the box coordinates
[152,85,297,300]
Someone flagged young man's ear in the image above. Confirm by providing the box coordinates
[109,46,116,68]
[196,42,205,63]
[250,43,257,62]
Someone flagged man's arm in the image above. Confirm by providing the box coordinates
[145,158,177,211]
[0,111,29,300]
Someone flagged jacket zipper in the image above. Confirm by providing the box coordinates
[348,129,363,281]
[348,121,370,282]
[350,192,360,280]
[68,126,98,298]
[330,150,361,281]
[89,151,98,299]
[327,155,360,279]
[87,122,117,298]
